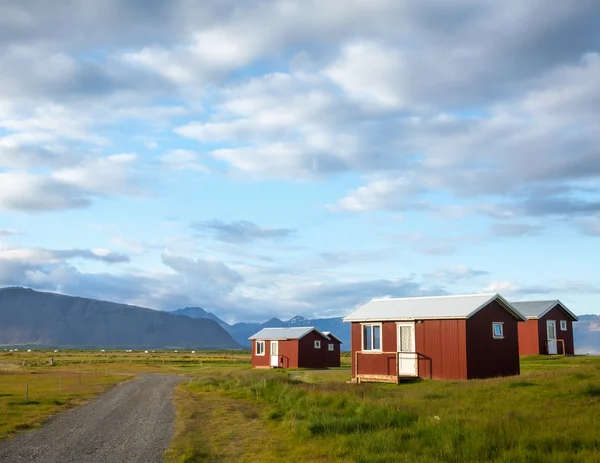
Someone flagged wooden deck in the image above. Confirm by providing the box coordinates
[351,374,419,384]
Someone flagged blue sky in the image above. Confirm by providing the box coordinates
[1,1,599,322]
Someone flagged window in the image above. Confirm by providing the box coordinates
[492,322,504,339]
[560,320,567,331]
[328,343,334,351]
[362,324,382,351]
[256,341,265,356]
[314,340,321,349]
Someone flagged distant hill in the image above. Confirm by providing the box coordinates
[574,314,600,355]
[0,287,239,349]
[167,308,350,348]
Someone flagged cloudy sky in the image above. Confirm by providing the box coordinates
[1,1,599,322]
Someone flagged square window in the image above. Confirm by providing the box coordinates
[314,340,321,349]
[256,340,265,356]
[362,324,382,351]
[560,320,567,331]
[492,322,504,339]
[328,343,334,351]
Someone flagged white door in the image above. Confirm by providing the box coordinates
[547,321,557,355]
[397,323,417,376]
[270,341,279,367]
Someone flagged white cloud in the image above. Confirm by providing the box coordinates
[159,150,208,172]
[0,154,145,212]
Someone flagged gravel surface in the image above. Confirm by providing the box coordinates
[0,374,185,463]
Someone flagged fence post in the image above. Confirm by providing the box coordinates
[25,383,29,403]
[58,375,62,392]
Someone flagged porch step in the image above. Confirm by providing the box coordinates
[356,374,399,384]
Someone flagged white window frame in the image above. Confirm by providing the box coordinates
[314,340,321,349]
[362,323,383,352]
[492,322,504,339]
[328,343,334,351]
[255,340,265,356]
[560,320,567,331]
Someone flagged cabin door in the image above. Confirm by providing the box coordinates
[546,321,558,355]
[397,323,417,376]
[270,341,280,367]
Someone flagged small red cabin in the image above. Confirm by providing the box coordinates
[249,327,342,369]
[343,293,526,382]
[511,300,578,355]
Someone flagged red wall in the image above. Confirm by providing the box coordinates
[351,322,398,377]
[518,320,540,355]
[298,331,330,368]
[251,339,299,368]
[416,319,467,380]
[325,339,342,367]
[538,307,575,355]
[466,300,520,379]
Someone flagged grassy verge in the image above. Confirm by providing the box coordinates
[167,356,600,462]
[0,366,130,438]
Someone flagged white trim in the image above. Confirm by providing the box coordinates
[547,320,558,355]
[560,320,568,331]
[255,340,265,356]
[328,343,334,351]
[361,323,383,352]
[314,340,321,349]
[492,322,504,339]
[396,322,417,376]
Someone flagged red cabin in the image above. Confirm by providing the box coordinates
[511,300,578,355]
[343,293,526,382]
[249,327,342,369]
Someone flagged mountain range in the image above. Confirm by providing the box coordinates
[170,306,350,348]
[0,287,239,349]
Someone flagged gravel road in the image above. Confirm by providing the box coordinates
[0,374,185,463]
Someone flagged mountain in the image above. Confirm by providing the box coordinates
[170,307,229,327]
[574,314,600,355]
[0,287,239,349]
[172,308,350,348]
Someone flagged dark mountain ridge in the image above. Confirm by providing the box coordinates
[167,308,350,348]
[0,287,239,349]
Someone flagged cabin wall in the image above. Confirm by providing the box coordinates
[466,300,520,379]
[518,319,540,355]
[538,307,575,355]
[298,331,330,368]
[351,322,398,376]
[325,340,341,367]
[251,339,298,368]
[416,319,467,380]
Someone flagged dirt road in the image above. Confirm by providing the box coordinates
[0,374,184,463]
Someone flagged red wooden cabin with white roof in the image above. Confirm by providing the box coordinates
[343,293,526,382]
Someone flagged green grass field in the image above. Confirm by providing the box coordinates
[168,355,600,463]
[2,351,600,462]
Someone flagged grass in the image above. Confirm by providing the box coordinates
[167,355,600,462]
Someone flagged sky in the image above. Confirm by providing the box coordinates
[0,1,599,323]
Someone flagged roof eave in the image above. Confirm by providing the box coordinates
[466,293,527,321]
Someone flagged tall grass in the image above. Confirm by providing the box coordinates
[178,356,600,462]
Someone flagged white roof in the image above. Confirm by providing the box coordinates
[248,327,325,340]
[343,293,526,322]
[322,331,343,343]
[510,300,578,321]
